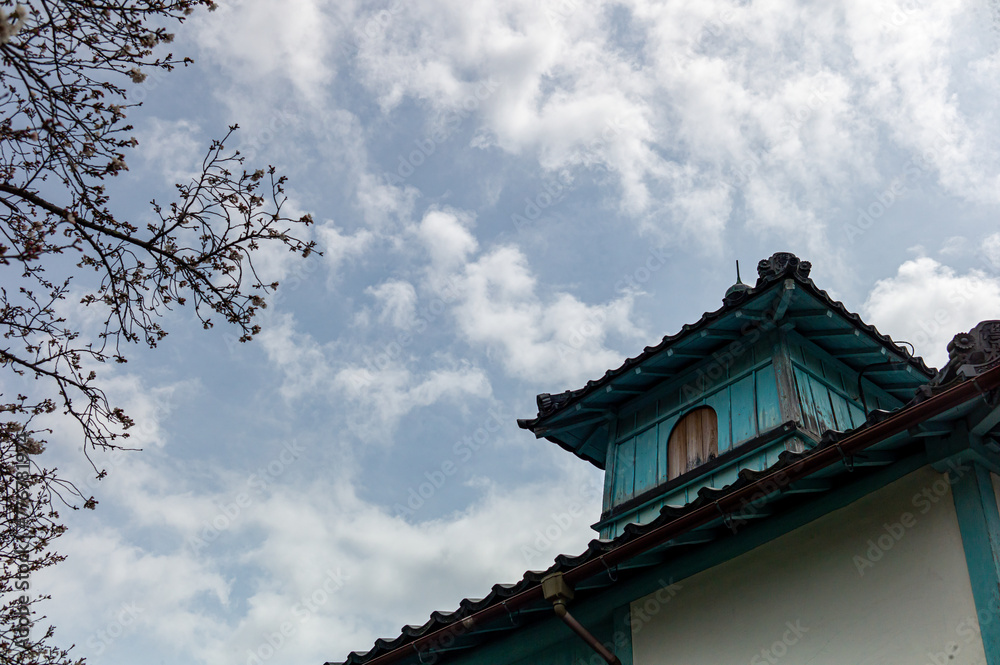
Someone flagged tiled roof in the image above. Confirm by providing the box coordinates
[519,252,934,432]
[330,327,1000,665]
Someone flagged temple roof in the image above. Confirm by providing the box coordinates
[517,252,935,468]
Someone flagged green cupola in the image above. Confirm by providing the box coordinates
[518,252,934,537]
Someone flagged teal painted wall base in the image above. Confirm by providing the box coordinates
[950,462,1000,665]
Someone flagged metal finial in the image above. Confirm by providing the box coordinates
[724,259,751,300]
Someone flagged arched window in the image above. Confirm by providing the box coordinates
[667,406,718,481]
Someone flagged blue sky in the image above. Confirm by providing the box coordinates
[20,1,1000,664]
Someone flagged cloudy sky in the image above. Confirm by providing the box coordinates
[18,1,1000,664]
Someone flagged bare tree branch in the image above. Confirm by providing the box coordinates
[0,2,320,662]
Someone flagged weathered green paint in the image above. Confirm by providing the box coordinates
[755,363,781,431]
[597,431,807,537]
[633,428,657,496]
[705,389,732,452]
[602,332,806,535]
[975,465,1000,584]
[792,366,818,432]
[807,371,838,433]
[784,330,904,425]
[603,418,620,512]
[770,331,803,427]
[730,374,757,444]
[613,436,635,505]
[655,414,678,486]
[609,365,781,508]
[828,388,855,431]
[949,462,1000,664]
[600,326,926,536]
[635,402,656,431]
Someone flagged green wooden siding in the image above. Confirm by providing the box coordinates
[600,433,812,538]
[786,336,901,436]
[613,437,635,505]
[595,327,928,539]
[656,414,679,486]
[704,390,731,452]
[634,427,658,495]
[602,331,911,536]
[755,363,781,430]
[609,360,780,509]
[730,374,757,444]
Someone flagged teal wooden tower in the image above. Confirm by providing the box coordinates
[518,252,933,538]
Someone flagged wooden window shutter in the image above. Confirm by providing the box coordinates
[667,407,719,481]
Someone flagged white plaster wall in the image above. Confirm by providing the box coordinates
[631,467,986,665]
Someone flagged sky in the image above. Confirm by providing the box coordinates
[14,1,1000,664]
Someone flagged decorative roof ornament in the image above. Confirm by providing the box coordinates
[723,260,752,304]
[912,320,1000,404]
[755,252,812,286]
[536,391,573,416]
[724,260,752,303]
[930,321,1000,386]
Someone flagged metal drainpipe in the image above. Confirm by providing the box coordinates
[541,572,621,665]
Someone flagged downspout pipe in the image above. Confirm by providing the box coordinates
[541,573,621,665]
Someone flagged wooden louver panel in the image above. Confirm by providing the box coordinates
[667,407,718,481]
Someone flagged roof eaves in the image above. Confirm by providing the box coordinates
[333,360,1000,665]
[519,252,934,438]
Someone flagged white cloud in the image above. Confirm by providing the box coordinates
[194,0,336,98]
[939,236,968,256]
[862,257,1000,368]
[180,0,1000,258]
[315,222,374,278]
[255,311,492,441]
[983,232,1000,271]
[300,107,419,230]
[384,205,650,388]
[333,362,492,443]
[38,527,231,651]
[366,280,418,329]
[237,467,599,664]
[103,375,200,451]
[135,118,203,185]
[417,207,479,272]
[842,0,1000,205]
[333,0,1000,255]
[354,169,420,229]
[457,253,642,385]
[256,313,333,402]
[40,414,602,665]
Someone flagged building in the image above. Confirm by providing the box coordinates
[330,252,1000,665]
